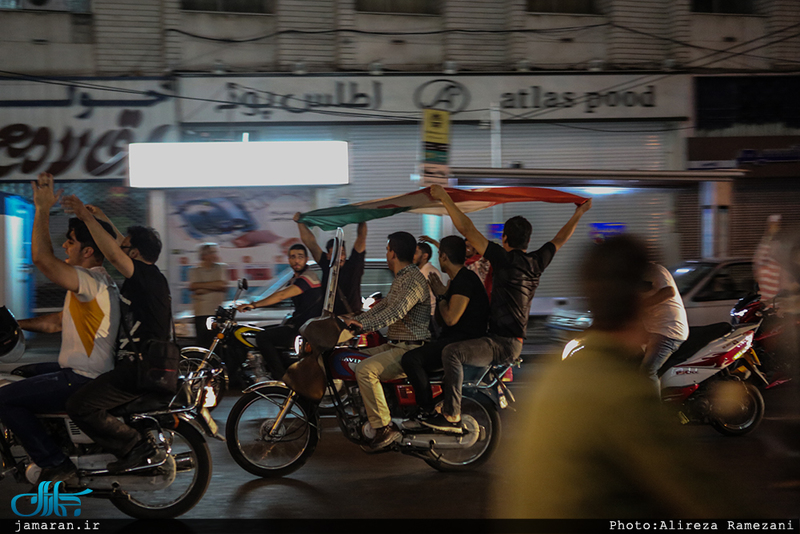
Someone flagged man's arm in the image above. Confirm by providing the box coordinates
[429,185,489,255]
[18,312,63,334]
[643,286,675,308]
[293,212,323,263]
[438,294,470,327]
[353,222,367,254]
[30,173,81,293]
[85,204,124,245]
[62,195,135,278]
[549,199,592,252]
[354,274,427,333]
[190,280,228,292]
[237,285,303,312]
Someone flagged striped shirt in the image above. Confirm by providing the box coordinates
[754,236,781,301]
[356,264,431,341]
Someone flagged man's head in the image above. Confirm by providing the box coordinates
[581,234,650,332]
[386,231,416,272]
[198,242,220,264]
[766,214,781,236]
[63,217,116,266]
[288,243,309,273]
[439,236,466,271]
[465,239,477,259]
[122,226,162,264]
[502,216,532,251]
[325,238,347,267]
[413,242,433,267]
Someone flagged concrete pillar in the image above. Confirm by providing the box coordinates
[700,181,731,259]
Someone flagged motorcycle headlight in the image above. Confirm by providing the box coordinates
[293,335,304,356]
[205,317,216,331]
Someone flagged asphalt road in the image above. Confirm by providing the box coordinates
[1,330,798,521]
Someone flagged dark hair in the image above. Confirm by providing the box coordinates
[387,231,416,263]
[580,235,650,331]
[325,238,346,253]
[67,217,116,262]
[503,216,532,250]
[127,225,162,263]
[289,243,308,256]
[416,242,432,261]
[439,236,466,265]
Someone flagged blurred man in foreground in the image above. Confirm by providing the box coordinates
[494,235,751,518]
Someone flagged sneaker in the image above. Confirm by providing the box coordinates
[107,437,166,474]
[37,459,78,485]
[369,424,401,450]
[420,413,463,434]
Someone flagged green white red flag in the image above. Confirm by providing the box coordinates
[296,186,588,231]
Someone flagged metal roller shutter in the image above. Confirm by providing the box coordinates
[730,178,800,258]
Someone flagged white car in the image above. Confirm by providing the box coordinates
[545,258,755,342]
[174,259,393,338]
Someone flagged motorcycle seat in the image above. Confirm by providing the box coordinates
[658,322,732,376]
[109,391,178,416]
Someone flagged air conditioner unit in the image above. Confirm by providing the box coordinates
[21,0,89,13]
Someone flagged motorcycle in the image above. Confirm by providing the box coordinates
[225,314,515,476]
[562,320,766,436]
[0,308,225,519]
[180,279,386,411]
[731,292,796,389]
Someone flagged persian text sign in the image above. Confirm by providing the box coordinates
[179,74,690,123]
[0,77,177,181]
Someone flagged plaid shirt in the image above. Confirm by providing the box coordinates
[356,263,431,341]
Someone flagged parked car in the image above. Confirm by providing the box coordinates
[545,258,755,342]
[174,259,393,339]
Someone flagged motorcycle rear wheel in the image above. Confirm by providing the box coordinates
[226,386,319,478]
[111,420,212,519]
[425,392,500,472]
[711,382,765,437]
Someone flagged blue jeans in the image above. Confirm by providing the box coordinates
[0,365,92,468]
[642,334,684,393]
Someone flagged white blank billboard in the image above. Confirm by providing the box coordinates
[128,141,349,188]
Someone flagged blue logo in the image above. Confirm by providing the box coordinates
[11,482,92,517]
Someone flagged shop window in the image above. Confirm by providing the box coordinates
[181,0,274,14]
[691,0,755,15]
[526,0,599,15]
[355,0,440,15]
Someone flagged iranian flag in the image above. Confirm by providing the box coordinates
[297,186,588,230]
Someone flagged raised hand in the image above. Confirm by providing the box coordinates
[429,184,450,202]
[30,173,63,212]
[61,195,92,222]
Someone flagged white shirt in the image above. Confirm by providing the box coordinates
[59,266,120,379]
[642,264,689,341]
[419,262,449,316]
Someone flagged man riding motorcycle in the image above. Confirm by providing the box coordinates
[424,184,591,432]
[61,193,172,474]
[342,231,430,450]
[237,244,322,381]
[0,172,120,484]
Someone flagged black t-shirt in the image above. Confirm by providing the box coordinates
[483,241,556,339]
[439,267,490,342]
[288,268,323,327]
[319,249,365,315]
[120,261,171,348]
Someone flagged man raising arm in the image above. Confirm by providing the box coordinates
[422,185,591,431]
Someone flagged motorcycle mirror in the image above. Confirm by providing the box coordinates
[239,279,248,290]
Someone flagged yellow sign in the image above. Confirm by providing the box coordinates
[421,109,450,186]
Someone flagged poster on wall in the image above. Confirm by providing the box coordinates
[167,188,312,311]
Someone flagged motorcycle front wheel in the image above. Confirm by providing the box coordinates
[111,420,212,519]
[180,348,228,412]
[425,392,500,472]
[710,381,765,437]
[226,386,319,478]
